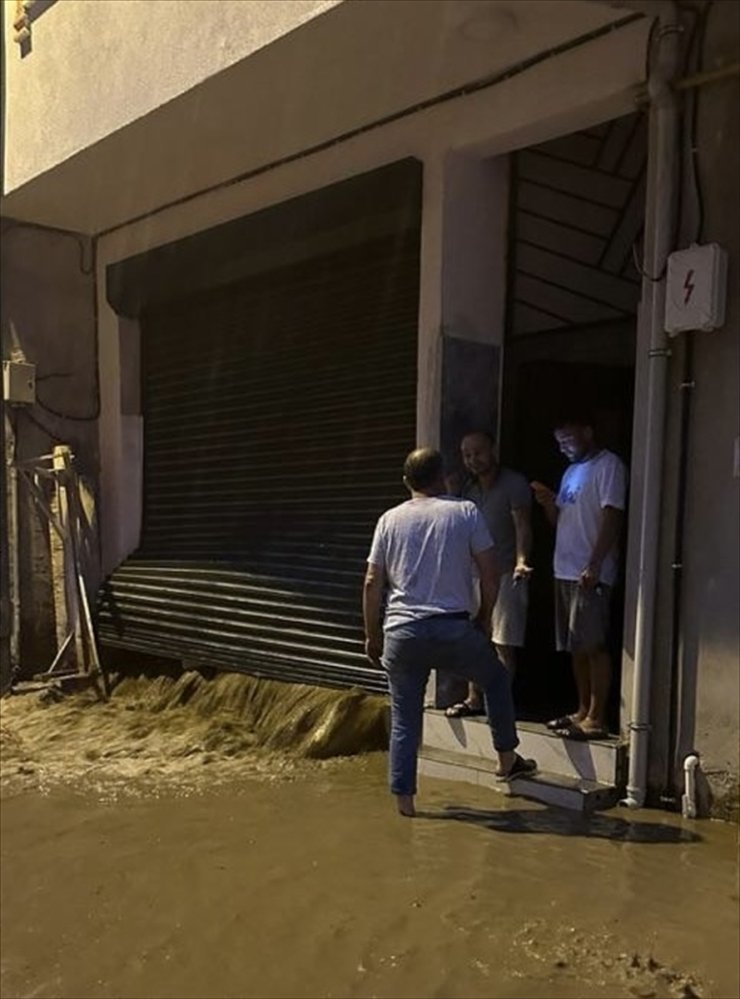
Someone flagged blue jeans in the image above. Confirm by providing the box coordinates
[382,616,519,796]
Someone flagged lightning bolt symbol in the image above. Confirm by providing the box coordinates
[684,268,695,305]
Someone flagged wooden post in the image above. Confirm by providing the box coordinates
[51,445,84,672]
[3,410,20,677]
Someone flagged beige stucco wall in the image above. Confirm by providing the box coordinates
[2,0,633,232]
[2,0,342,192]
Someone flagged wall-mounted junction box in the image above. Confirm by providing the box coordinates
[2,360,36,405]
[664,242,728,335]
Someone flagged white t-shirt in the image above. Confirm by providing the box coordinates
[554,450,627,586]
[367,496,493,631]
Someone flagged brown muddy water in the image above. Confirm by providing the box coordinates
[1,671,738,999]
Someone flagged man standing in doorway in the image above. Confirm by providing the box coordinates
[363,448,536,817]
[445,431,533,718]
[531,414,627,740]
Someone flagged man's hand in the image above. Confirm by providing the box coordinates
[513,560,533,582]
[530,481,555,507]
[579,561,601,590]
[363,562,386,667]
[365,635,383,667]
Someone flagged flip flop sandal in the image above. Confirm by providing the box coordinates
[445,701,486,718]
[546,715,576,731]
[496,754,538,782]
[555,723,609,741]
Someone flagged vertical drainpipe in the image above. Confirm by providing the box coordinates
[622,1,683,809]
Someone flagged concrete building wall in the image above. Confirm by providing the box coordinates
[672,2,739,813]
[439,153,509,461]
[2,0,342,192]
[619,0,739,815]
[0,219,98,674]
[92,15,649,571]
[2,1,636,233]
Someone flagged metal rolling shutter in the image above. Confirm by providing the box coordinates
[98,232,419,691]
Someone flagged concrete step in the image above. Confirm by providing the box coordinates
[423,709,627,785]
[418,745,620,813]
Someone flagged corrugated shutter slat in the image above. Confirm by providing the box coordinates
[98,233,420,692]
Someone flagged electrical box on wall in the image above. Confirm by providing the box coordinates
[664,242,728,335]
[2,360,36,405]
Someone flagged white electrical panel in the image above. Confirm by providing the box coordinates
[664,242,728,335]
[2,360,36,405]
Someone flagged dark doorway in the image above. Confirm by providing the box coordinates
[500,338,635,731]
[498,111,646,731]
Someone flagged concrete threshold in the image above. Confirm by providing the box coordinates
[420,709,627,812]
[418,745,620,813]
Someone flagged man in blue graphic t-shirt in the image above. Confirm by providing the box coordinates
[531,414,627,741]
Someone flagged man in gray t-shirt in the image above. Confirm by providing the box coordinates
[445,432,533,717]
[364,448,536,817]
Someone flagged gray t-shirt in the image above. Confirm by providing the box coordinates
[464,467,532,573]
[367,496,493,632]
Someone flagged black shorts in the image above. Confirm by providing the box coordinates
[554,580,611,653]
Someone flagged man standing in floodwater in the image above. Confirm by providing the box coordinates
[363,447,536,817]
[531,413,627,740]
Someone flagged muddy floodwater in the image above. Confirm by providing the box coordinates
[1,672,738,999]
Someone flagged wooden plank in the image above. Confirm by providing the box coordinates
[516,244,640,314]
[518,182,616,237]
[517,212,605,266]
[518,151,631,209]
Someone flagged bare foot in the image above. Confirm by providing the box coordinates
[579,718,608,735]
[395,794,416,817]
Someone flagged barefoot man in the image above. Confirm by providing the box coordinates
[363,447,536,817]
[531,414,627,741]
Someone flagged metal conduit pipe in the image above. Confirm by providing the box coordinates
[621,0,683,809]
[682,754,699,819]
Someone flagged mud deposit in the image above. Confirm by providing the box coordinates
[1,672,738,999]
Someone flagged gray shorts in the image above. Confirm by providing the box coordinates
[555,579,611,653]
[492,572,529,648]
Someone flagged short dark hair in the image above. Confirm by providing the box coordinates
[462,429,496,445]
[403,448,444,490]
[553,410,595,432]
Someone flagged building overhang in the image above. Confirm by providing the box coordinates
[1,0,645,235]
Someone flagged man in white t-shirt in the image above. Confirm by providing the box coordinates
[531,415,627,740]
[364,448,536,816]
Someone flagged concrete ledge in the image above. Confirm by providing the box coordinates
[419,745,620,813]
[423,709,626,785]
